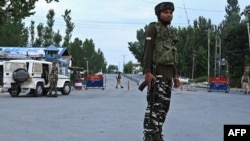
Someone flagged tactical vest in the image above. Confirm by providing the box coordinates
[153,23,177,65]
[50,66,58,79]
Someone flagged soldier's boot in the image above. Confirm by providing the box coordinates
[52,90,58,97]
[154,133,164,141]
[47,89,52,97]
[53,92,58,97]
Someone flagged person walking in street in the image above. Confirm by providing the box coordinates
[142,2,179,141]
[241,72,249,94]
[116,72,124,88]
[48,61,59,97]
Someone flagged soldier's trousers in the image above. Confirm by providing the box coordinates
[49,79,58,94]
[143,75,172,134]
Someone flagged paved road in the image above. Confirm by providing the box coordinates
[0,74,249,141]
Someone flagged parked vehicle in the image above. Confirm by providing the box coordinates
[2,59,71,97]
[179,77,189,83]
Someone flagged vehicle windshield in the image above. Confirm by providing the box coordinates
[4,62,26,72]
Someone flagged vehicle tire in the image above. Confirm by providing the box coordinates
[33,83,44,97]
[61,82,71,95]
[13,68,29,83]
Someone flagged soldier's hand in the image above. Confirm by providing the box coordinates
[145,72,156,89]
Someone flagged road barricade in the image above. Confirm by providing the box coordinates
[85,75,105,90]
[74,78,83,90]
[75,78,83,90]
[208,76,229,93]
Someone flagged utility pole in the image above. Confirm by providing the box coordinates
[208,29,210,82]
[241,8,250,51]
[214,36,217,76]
[122,55,127,67]
[218,37,221,76]
[192,51,196,80]
[214,35,221,77]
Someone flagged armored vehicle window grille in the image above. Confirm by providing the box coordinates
[33,63,42,73]
[4,62,26,72]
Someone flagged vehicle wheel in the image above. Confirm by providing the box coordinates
[33,83,44,97]
[13,68,29,83]
[61,82,71,95]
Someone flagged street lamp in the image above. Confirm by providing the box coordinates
[122,55,127,67]
[221,58,228,77]
[122,55,127,72]
[241,8,250,51]
[84,58,88,76]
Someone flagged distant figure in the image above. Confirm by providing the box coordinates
[48,61,58,97]
[241,72,249,94]
[116,72,124,89]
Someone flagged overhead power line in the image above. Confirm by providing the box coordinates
[182,0,190,26]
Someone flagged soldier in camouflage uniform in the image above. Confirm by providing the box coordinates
[48,61,58,97]
[142,2,179,141]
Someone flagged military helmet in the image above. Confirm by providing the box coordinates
[154,2,174,16]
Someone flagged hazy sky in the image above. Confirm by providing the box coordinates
[24,0,249,71]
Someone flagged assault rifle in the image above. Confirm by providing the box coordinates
[138,65,156,127]
[138,81,147,91]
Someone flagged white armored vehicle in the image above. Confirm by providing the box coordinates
[2,59,71,97]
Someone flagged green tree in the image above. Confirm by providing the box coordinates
[29,20,35,46]
[123,61,133,74]
[93,49,107,73]
[107,65,118,73]
[128,27,146,65]
[0,0,59,46]
[62,9,74,47]
[220,0,242,58]
[69,38,83,67]
[82,39,106,74]
[33,23,44,47]
[0,0,59,25]
[219,0,248,86]
[223,23,248,87]
[0,20,28,46]
[44,9,55,47]
[54,30,62,47]
[224,0,241,25]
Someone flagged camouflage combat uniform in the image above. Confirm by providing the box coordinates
[143,2,178,141]
[116,72,124,88]
[48,63,58,97]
